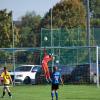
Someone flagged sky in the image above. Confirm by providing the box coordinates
[0,0,60,20]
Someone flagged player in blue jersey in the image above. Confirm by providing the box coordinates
[51,66,63,100]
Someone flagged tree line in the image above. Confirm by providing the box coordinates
[0,0,99,66]
[0,0,100,48]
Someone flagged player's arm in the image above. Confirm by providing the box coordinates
[48,53,55,61]
[44,48,47,56]
[0,72,4,79]
[0,76,3,80]
[60,74,64,86]
[60,77,64,86]
[8,73,13,84]
[10,76,13,84]
[0,73,4,84]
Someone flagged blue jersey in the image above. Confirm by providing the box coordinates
[51,71,61,84]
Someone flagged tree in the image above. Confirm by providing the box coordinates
[82,0,100,27]
[14,11,42,64]
[41,0,86,29]
[40,0,88,47]
[17,11,41,47]
[40,0,96,65]
[89,0,100,27]
[89,0,100,18]
[0,9,19,48]
[0,9,12,47]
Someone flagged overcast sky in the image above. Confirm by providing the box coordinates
[0,0,60,20]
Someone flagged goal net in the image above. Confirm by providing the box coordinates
[0,28,99,87]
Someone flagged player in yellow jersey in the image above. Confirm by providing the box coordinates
[0,67,12,98]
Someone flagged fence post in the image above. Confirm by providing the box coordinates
[96,46,99,88]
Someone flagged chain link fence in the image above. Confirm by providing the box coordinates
[0,28,100,86]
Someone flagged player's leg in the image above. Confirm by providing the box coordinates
[42,63,50,82]
[42,63,51,82]
[51,90,55,100]
[45,65,51,82]
[46,68,50,78]
[42,63,47,78]
[51,84,55,100]
[55,90,58,100]
[1,86,6,98]
[6,86,12,98]
[55,85,59,100]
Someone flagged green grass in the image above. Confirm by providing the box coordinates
[0,85,100,100]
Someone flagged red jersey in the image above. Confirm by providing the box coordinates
[42,54,53,64]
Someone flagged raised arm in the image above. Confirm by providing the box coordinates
[44,48,47,56]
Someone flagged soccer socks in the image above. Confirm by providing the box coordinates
[8,92,12,97]
[2,91,5,97]
[51,91,58,100]
[55,91,58,100]
[51,91,54,100]
[1,90,12,98]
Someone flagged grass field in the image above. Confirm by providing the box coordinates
[0,85,100,100]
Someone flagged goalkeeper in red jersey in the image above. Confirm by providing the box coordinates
[42,48,53,82]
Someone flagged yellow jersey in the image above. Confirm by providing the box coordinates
[1,71,11,84]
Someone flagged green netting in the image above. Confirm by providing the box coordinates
[41,28,100,47]
[93,28,100,45]
[41,28,98,65]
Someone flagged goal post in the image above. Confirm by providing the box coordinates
[96,46,99,87]
[40,46,100,87]
[0,46,99,87]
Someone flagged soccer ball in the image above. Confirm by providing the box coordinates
[44,36,48,41]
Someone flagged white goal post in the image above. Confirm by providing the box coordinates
[0,46,99,87]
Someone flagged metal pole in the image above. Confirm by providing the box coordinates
[86,0,90,46]
[40,28,43,65]
[58,28,61,65]
[50,1,54,72]
[50,0,53,46]
[86,0,92,82]
[96,46,99,88]
[77,27,80,65]
[11,11,15,86]
[86,0,91,65]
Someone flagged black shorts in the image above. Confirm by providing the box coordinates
[52,84,59,90]
[3,84,10,89]
[4,84,10,86]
